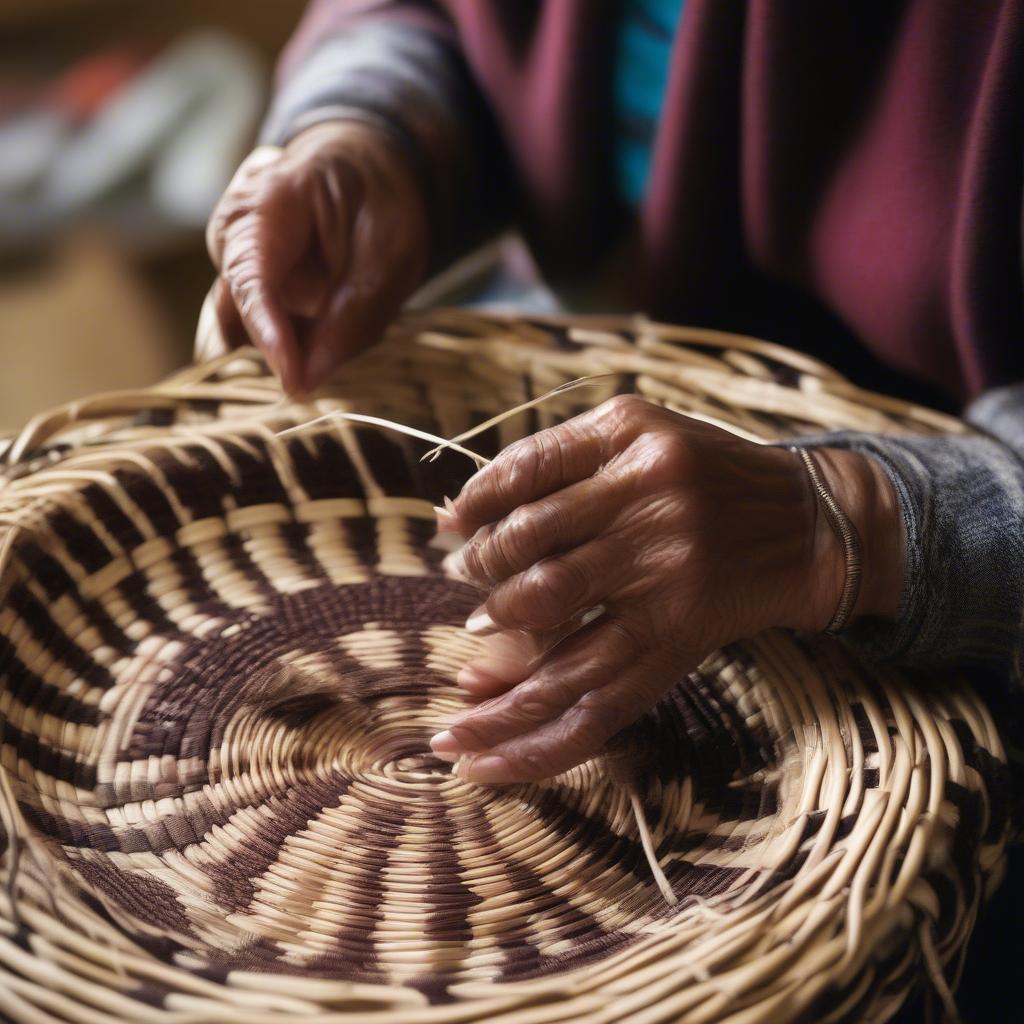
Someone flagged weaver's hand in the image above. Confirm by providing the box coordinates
[431,395,902,783]
[206,120,428,394]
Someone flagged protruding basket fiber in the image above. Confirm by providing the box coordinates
[0,311,1012,1023]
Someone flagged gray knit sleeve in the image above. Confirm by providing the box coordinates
[799,383,1024,678]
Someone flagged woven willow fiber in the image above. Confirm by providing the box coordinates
[0,311,1013,1024]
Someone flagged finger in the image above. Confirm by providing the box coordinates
[442,470,629,589]
[206,145,285,269]
[456,631,543,697]
[309,162,351,282]
[300,227,402,392]
[221,214,303,394]
[280,252,331,319]
[301,280,390,392]
[451,395,652,534]
[212,278,251,353]
[465,538,622,635]
[276,167,351,319]
[432,614,643,759]
[456,620,584,696]
[456,646,693,784]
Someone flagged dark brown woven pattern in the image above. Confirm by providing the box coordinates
[0,312,1012,1023]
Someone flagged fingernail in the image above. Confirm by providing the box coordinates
[431,749,459,764]
[432,505,460,533]
[455,754,513,784]
[442,550,468,579]
[465,606,497,635]
[444,495,457,516]
[430,729,462,754]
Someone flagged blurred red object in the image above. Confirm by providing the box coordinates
[47,44,155,121]
[0,44,153,121]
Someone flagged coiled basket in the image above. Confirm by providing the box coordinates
[0,311,1012,1023]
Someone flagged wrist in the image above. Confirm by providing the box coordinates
[805,448,904,631]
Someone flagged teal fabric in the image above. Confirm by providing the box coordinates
[613,0,685,206]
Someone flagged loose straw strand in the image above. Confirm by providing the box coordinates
[630,789,678,906]
[276,412,491,468]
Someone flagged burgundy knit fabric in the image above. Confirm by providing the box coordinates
[278,0,1024,404]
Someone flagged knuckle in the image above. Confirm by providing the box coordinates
[448,719,488,752]
[603,393,644,414]
[511,680,575,724]
[459,525,497,581]
[496,504,548,566]
[490,515,528,575]
[462,510,541,583]
[529,498,566,545]
[509,696,558,726]
[223,222,260,276]
[504,435,544,495]
[572,691,633,742]
[504,430,563,498]
[641,430,698,483]
[522,558,590,624]
[601,393,649,425]
[507,745,559,781]
[229,274,263,322]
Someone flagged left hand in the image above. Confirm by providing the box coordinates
[430,395,903,783]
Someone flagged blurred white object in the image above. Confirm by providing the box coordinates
[43,30,266,227]
[0,110,68,194]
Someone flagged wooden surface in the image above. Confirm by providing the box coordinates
[0,237,185,431]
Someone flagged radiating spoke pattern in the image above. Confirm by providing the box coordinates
[0,312,1012,1023]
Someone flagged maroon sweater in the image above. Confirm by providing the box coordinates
[263,0,1024,407]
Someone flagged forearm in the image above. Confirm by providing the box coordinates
[800,384,1024,678]
[261,1,510,272]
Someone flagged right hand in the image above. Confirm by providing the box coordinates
[205,120,429,394]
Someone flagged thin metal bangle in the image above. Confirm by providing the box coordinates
[791,447,863,635]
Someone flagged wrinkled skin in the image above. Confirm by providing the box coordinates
[208,134,903,786]
[431,396,903,784]
[206,120,428,394]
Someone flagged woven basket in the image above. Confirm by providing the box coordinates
[0,311,1012,1024]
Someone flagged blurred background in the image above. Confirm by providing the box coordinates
[0,0,307,431]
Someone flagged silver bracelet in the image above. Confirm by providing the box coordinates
[791,447,863,635]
